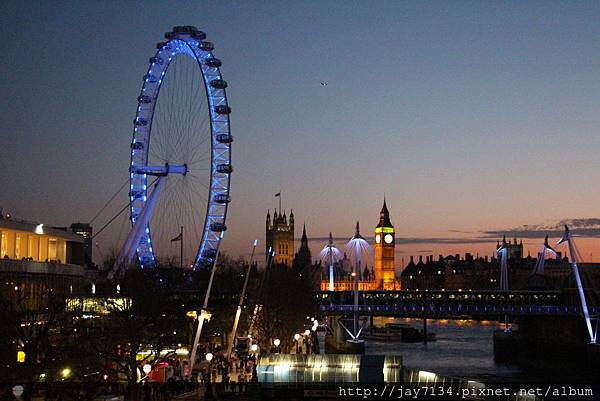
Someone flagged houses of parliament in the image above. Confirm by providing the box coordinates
[265,199,399,290]
[265,199,600,293]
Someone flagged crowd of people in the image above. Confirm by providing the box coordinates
[196,350,258,398]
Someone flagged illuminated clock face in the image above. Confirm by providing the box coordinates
[375,234,381,244]
[384,234,393,244]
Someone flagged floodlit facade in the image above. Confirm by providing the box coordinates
[266,209,295,266]
[0,217,84,265]
[374,199,396,290]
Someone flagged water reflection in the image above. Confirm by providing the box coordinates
[365,317,594,384]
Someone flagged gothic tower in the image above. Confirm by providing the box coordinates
[293,223,312,271]
[374,198,396,289]
[266,209,295,266]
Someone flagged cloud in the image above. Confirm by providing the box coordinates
[482,218,600,239]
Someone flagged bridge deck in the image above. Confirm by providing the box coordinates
[316,290,599,318]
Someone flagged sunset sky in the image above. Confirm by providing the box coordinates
[3,2,600,267]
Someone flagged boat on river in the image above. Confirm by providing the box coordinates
[363,323,436,342]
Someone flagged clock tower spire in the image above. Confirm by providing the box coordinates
[374,197,396,289]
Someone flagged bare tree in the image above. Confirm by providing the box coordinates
[82,270,188,400]
[252,264,317,352]
[0,287,71,399]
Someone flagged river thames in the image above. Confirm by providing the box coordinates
[366,317,596,385]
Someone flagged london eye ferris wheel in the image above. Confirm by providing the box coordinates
[112,26,232,277]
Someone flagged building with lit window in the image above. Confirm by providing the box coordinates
[0,217,85,264]
[70,222,93,266]
[0,216,88,310]
[265,209,295,266]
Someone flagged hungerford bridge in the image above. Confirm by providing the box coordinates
[316,289,599,319]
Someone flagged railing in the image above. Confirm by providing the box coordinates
[316,290,598,318]
[0,258,85,277]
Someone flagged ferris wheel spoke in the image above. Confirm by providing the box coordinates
[184,138,212,165]
[185,173,210,192]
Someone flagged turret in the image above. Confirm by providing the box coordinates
[378,197,393,228]
[301,223,308,246]
[266,210,271,229]
[353,221,363,239]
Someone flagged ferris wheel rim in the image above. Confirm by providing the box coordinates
[128,26,232,270]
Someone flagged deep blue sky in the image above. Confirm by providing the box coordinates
[3,1,600,262]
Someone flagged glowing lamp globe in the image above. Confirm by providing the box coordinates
[294,334,300,341]
[143,364,152,374]
[205,352,213,362]
[273,339,281,347]
[12,386,24,398]
[304,329,311,336]
[250,344,258,352]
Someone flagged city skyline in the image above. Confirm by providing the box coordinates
[3,2,600,264]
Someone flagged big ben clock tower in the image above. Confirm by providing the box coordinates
[374,198,396,290]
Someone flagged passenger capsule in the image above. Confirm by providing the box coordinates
[210,79,228,89]
[134,118,148,127]
[143,74,158,83]
[214,194,231,204]
[192,30,206,40]
[137,95,152,104]
[202,248,217,259]
[198,259,213,269]
[216,164,233,174]
[130,141,144,150]
[216,134,233,144]
[149,57,163,65]
[173,26,196,34]
[214,105,231,115]
[129,190,144,199]
[210,223,227,232]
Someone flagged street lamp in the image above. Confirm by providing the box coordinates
[273,338,280,347]
[294,333,300,353]
[143,364,152,375]
[304,329,311,336]
[12,385,24,399]
[205,352,213,362]
[250,343,258,353]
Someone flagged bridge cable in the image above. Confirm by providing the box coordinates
[92,177,160,240]
[89,178,129,224]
